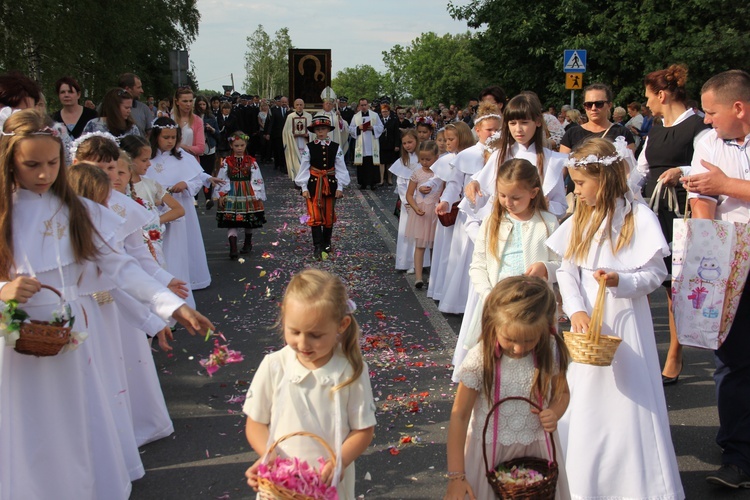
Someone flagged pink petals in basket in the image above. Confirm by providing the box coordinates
[495,464,546,486]
[257,456,339,500]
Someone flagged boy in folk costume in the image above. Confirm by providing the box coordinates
[295,115,350,260]
[282,98,314,181]
[348,97,384,190]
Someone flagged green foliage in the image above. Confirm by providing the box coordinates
[332,65,383,102]
[244,25,292,98]
[383,32,488,107]
[449,0,750,107]
[0,0,201,105]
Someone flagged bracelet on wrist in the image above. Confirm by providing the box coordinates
[445,471,466,481]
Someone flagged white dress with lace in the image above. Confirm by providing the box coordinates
[457,343,570,500]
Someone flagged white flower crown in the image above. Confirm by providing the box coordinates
[69,131,120,159]
[564,136,629,169]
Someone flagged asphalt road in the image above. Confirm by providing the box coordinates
[130,161,749,500]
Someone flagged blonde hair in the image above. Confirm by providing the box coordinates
[444,121,476,152]
[565,138,634,262]
[485,158,548,262]
[479,276,570,405]
[280,269,363,391]
[0,110,100,279]
[68,162,111,205]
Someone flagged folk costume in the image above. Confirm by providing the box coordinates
[215,146,266,259]
[349,109,383,189]
[295,115,350,260]
[282,108,314,181]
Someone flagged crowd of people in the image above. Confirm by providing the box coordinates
[1,63,750,500]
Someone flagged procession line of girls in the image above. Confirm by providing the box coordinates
[444,136,684,500]
[0,109,214,500]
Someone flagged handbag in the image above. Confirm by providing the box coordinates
[437,201,459,227]
[671,201,750,349]
[648,178,682,218]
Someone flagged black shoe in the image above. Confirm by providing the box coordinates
[229,236,239,260]
[240,238,252,254]
[205,199,214,210]
[661,373,680,385]
[415,280,423,289]
[359,184,366,190]
[370,184,378,191]
[313,245,323,261]
[706,464,750,488]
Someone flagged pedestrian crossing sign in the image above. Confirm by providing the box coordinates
[564,50,587,73]
[566,73,583,90]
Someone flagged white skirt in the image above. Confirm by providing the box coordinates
[439,212,473,313]
[171,190,211,290]
[426,222,454,301]
[161,215,197,308]
[83,294,145,481]
[395,208,430,270]
[113,301,174,446]
[1,300,133,500]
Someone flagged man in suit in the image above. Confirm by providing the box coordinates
[378,98,400,185]
[269,95,289,172]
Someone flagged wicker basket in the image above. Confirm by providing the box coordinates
[563,277,622,366]
[13,285,72,357]
[257,431,337,500]
[482,396,558,499]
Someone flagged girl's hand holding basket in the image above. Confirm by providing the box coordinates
[0,276,41,303]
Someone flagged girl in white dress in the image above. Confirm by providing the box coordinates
[71,137,188,446]
[244,269,377,500]
[546,138,684,499]
[389,129,429,271]
[120,134,186,271]
[452,159,560,380]
[405,141,442,288]
[445,276,571,500]
[430,122,475,302]
[0,110,213,500]
[439,103,501,314]
[147,117,216,292]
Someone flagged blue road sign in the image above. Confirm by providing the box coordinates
[564,50,587,73]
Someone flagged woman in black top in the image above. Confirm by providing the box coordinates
[640,64,711,384]
[560,83,636,154]
[52,76,98,139]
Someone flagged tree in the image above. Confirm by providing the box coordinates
[0,0,201,105]
[244,25,292,98]
[383,32,486,108]
[332,65,383,102]
[449,0,750,107]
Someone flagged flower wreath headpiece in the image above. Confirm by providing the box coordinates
[151,118,178,130]
[474,113,503,125]
[69,131,120,159]
[0,108,62,138]
[228,134,250,142]
[415,116,435,128]
[564,136,629,169]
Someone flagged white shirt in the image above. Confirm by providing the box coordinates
[689,129,750,223]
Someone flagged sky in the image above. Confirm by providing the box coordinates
[189,0,475,93]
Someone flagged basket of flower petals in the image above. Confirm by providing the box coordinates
[257,431,339,500]
[483,397,558,499]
